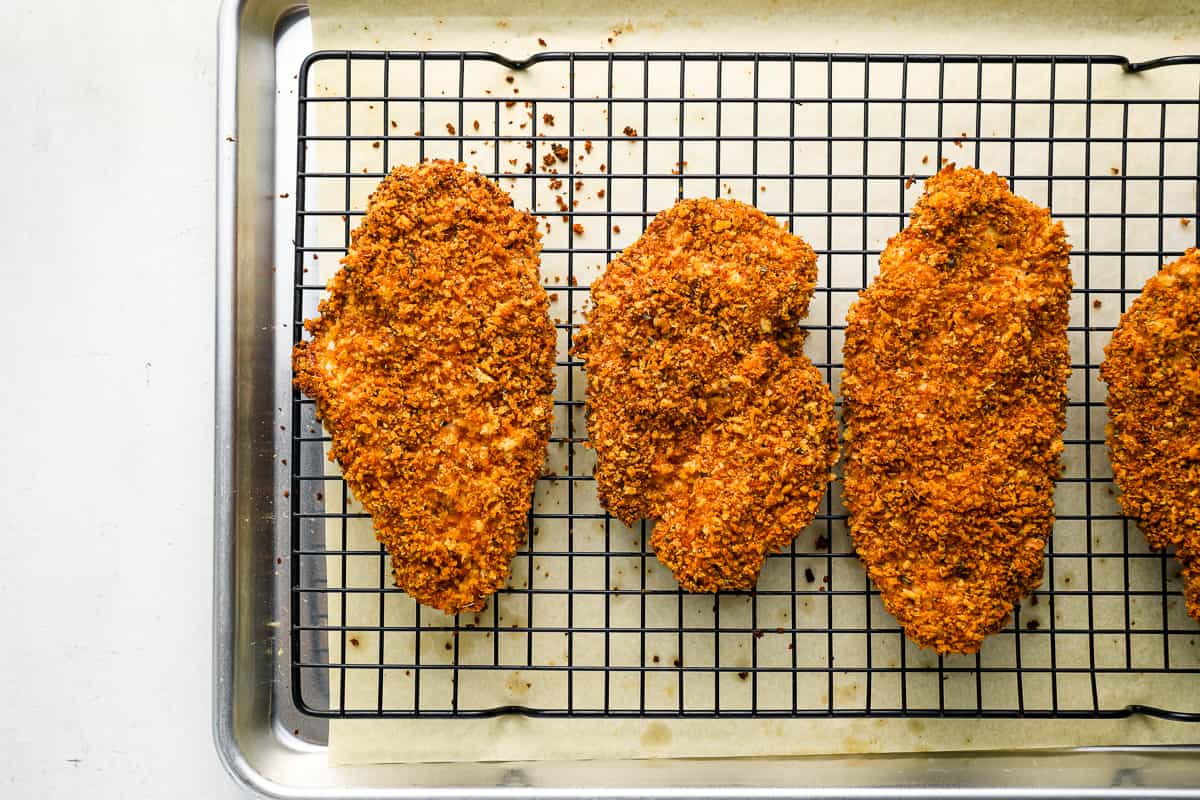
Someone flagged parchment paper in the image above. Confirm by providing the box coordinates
[301,0,1200,764]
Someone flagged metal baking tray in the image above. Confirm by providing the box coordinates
[214,0,1200,795]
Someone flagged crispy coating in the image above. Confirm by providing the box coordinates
[576,198,839,592]
[293,161,556,615]
[842,165,1072,654]
[1101,248,1200,623]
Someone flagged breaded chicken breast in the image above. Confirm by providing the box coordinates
[576,198,838,592]
[1101,248,1200,623]
[293,161,556,615]
[842,165,1072,654]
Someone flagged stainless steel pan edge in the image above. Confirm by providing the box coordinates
[213,0,1200,795]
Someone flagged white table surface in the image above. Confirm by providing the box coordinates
[0,0,248,796]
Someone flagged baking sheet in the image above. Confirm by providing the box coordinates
[302,0,1200,764]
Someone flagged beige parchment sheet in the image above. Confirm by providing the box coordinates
[301,0,1200,764]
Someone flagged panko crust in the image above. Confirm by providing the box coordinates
[842,165,1073,654]
[1101,248,1200,622]
[576,198,839,592]
[293,161,556,615]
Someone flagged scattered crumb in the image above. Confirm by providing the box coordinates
[1026,619,1041,630]
[585,140,593,154]
[543,113,555,126]
[804,568,815,583]
[1183,218,1191,227]
[538,37,547,46]
[921,154,929,164]
[278,192,289,198]
[553,144,569,162]
[542,153,557,168]
[905,177,915,189]
[597,189,605,198]
[1110,166,1120,175]
[815,534,830,550]
[672,658,681,667]
[371,141,380,149]
[623,125,638,137]
[549,178,564,190]
[572,223,585,235]
[505,101,516,108]
[737,671,749,680]
[574,180,584,191]
[390,120,397,128]
[349,637,359,647]
[506,75,515,84]
[612,224,621,233]
[445,122,456,135]
[473,120,480,131]
[1093,298,1102,309]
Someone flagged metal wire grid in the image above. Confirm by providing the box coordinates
[290,51,1200,720]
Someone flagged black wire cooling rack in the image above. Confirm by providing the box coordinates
[289,51,1200,720]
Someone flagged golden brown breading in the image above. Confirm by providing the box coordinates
[575,198,839,592]
[842,165,1072,655]
[293,161,556,615]
[1101,248,1200,623]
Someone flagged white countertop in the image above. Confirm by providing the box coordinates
[1,0,247,796]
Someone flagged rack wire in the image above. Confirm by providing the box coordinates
[290,51,1200,720]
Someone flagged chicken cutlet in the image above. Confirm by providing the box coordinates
[842,165,1072,654]
[292,161,556,615]
[1101,248,1200,623]
[575,198,838,592]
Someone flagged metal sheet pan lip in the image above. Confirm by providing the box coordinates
[212,0,241,790]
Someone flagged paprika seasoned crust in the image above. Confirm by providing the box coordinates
[293,161,556,615]
[1101,248,1200,623]
[842,165,1073,654]
[575,198,839,593]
